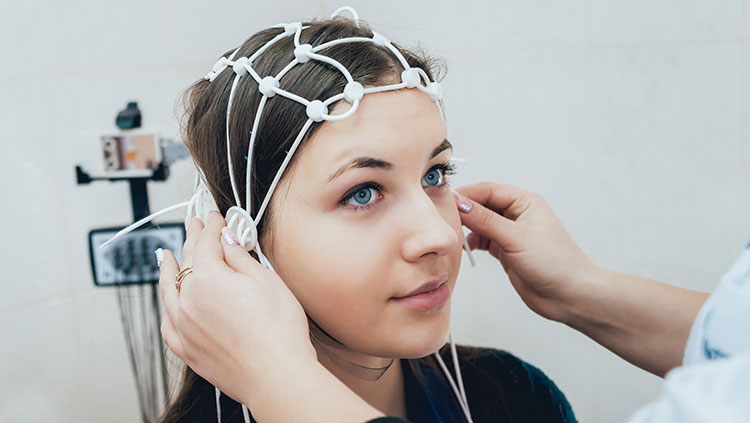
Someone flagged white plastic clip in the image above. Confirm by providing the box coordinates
[343,81,364,103]
[371,31,389,47]
[205,57,230,81]
[283,23,298,36]
[258,76,280,97]
[233,57,249,77]
[401,68,421,88]
[306,100,328,122]
[225,206,258,251]
[427,82,443,101]
[294,44,313,63]
[187,180,220,224]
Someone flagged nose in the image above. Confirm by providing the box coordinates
[399,190,459,263]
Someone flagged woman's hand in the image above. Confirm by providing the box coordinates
[454,182,600,324]
[157,211,315,409]
[156,211,384,422]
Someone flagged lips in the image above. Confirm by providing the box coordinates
[391,275,449,299]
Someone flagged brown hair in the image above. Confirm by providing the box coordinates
[161,17,445,422]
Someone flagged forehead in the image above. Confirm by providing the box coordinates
[301,89,445,164]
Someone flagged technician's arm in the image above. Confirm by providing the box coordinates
[454,182,709,377]
[561,267,708,376]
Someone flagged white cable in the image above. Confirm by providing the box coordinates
[330,6,360,26]
[99,201,191,248]
[450,332,469,406]
[241,403,251,423]
[253,119,314,225]
[226,74,243,207]
[215,387,221,422]
[244,95,268,211]
[313,37,372,52]
[433,344,474,422]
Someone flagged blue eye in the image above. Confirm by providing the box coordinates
[422,168,443,187]
[339,182,383,209]
[351,187,375,205]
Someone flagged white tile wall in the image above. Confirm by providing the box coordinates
[446,0,588,48]
[0,79,72,311]
[590,0,745,44]
[587,43,748,277]
[2,1,748,422]
[0,299,83,422]
[0,3,46,80]
[73,289,142,422]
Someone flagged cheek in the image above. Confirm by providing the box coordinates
[435,189,464,249]
[269,191,462,356]
[273,214,393,321]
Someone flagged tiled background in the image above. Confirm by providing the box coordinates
[2,1,748,421]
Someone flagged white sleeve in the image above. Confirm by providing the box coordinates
[627,243,750,423]
[626,354,750,423]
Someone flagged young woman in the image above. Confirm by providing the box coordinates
[154,13,576,423]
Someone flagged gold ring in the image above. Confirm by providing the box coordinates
[175,267,193,292]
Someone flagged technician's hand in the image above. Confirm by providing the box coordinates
[454,182,710,377]
[157,211,316,413]
[454,182,600,323]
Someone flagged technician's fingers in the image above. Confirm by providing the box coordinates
[219,227,265,276]
[466,231,489,251]
[456,182,531,221]
[181,216,205,268]
[466,232,511,274]
[157,249,180,323]
[454,191,520,250]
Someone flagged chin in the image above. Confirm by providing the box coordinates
[391,308,452,359]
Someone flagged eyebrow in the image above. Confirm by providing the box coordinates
[326,138,453,183]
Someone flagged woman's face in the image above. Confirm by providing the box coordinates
[267,88,462,359]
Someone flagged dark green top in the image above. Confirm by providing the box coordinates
[220,346,576,422]
[399,346,576,422]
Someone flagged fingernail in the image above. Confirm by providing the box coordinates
[155,248,164,267]
[221,227,239,245]
[454,192,473,213]
[184,217,191,231]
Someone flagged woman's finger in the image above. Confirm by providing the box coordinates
[160,310,185,358]
[158,249,181,324]
[181,216,205,268]
[220,227,265,275]
[194,210,230,269]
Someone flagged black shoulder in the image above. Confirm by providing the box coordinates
[442,346,577,423]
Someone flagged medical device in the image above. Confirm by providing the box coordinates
[102,6,475,422]
[77,104,192,422]
[89,224,184,287]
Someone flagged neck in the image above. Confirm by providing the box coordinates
[310,326,408,419]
